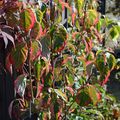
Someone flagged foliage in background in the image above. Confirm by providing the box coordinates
[0,0,120,119]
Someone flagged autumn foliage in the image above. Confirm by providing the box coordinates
[0,0,120,119]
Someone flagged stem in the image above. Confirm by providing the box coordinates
[28,40,34,100]
[49,0,55,89]
[27,38,34,118]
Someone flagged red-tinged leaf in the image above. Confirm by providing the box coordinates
[76,84,99,106]
[102,71,111,86]
[10,42,28,70]
[87,9,99,26]
[65,86,74,96]
[53,25,67,53]
[20,9,35,32]
[30,22,40,39]
[14,74,27,97]
[95,50,107,73]
[31,40,42,61]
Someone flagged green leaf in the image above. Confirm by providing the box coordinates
[43,72,53,87]
[66,74,74,86]
[76,85,98,106]
[35,9,43,23]
[53,25,67,53]
[54,89,68,102]
[34,60,41,81]
[96,18,105,31]
[31,40,42,61]
[75,0,84,16]
[96,50,105,73]
[106,52,116,70]
[109,26,120,41]
[10,42,28,69]
[14,74,27,97]
[40,35,51,57]
[87,9,98,25]
[84,109,104,119]
[20,9,35,32]
[53,33,65,53]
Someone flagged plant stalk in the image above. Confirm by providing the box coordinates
[27,37,34,118]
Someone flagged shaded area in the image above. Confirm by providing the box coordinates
[0,41,14,120]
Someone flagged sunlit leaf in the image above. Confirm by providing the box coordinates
[34,59,42,81]
[10,42,28,69]
[0,29,14,48]
[74,0,84,15]
[53,25,67,53]
[76,85,99,106]
[35,9,43,23]
[31,40,42,61]
[40,35,51,58]
[14,74,27,97]
[30,22,40,39]
[87,9,99,26]
[54,89,68,102]
[106,52,116,70]
[109,26,120,41]
[20,9,35,32]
